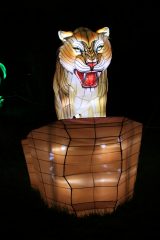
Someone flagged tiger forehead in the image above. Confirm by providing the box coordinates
[73,29,98,46]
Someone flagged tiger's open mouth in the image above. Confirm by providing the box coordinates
[74,70,99,88]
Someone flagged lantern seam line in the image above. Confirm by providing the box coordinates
[31,132,48,203]
[115,118,125,211]
[62,120,77,216]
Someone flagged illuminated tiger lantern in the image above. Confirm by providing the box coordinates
[21,26,143,217]
[53,27,112,120]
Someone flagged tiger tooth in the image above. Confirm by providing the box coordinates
[86,88,90,93]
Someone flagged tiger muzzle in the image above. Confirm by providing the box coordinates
[74,69,99,88]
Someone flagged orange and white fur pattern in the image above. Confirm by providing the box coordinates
[53,27,112,120]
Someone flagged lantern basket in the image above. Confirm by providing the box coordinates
[22,117,142,217]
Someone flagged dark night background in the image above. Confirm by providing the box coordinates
[0,2,160,238]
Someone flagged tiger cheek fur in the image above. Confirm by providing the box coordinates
[53,27,112,120]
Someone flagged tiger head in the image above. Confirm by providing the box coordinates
[58,27,112,88]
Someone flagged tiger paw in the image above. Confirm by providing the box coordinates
[73,114,82,118]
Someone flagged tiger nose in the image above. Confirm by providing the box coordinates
[86,60,97,68]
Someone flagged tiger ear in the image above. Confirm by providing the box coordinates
[96,27,110,37]
[58,31,73,42]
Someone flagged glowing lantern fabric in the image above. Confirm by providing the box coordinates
[22,117,142,217]
[53,27,112,119]
[0,63,7,83]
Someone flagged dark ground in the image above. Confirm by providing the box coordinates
[0,3,160,239]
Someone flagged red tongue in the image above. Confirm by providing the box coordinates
[76,71,97,87]
[85,72,97,86]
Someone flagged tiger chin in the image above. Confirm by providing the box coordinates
[53,27,112,120]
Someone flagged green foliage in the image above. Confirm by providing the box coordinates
[0,96,4,108]
[0,63,7,80]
